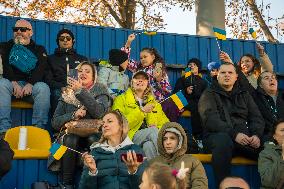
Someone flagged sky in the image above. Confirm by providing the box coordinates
[160,0,284,41]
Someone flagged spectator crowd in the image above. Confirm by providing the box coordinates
[0,19,284,189]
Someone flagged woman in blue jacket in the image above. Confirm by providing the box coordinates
[79,110,146,189]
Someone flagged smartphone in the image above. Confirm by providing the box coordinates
[121,153,144,162]
[67,69,78,80]
[154,62,163,76]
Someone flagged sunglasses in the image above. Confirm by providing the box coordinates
[12,27,31,32]
[59,36,72,41]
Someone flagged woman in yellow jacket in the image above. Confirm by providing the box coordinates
[112,70,169,159]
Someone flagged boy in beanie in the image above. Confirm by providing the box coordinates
[204,61,220,86]
[45,28,88,115]
[97,49,129,98]
[173,58,207,142]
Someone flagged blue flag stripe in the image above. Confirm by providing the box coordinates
[49,143,60,154]
[176,91,188,107]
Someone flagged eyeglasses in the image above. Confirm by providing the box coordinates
[59,36,72,42]
[12,27,31,32]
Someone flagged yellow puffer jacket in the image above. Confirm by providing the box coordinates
[112,88,169,139]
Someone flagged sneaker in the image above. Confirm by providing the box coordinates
[196,140,204,151]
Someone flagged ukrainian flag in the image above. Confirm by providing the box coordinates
[213,27,226,40]
[249,28,257,39]
[170,91,188,110]
[184,68,192,78]
[49,143,68,160]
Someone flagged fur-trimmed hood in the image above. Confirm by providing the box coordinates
[157,122,187,162]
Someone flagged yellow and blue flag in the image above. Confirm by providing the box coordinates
[213,27,226,40]
[170,91,188,110]
[143,31,157,36]
[249,28,257,39]
[49,143,68,160]
[184,67,192,78]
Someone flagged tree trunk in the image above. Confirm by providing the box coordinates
[246,0,278,43]
[196,0,225,36]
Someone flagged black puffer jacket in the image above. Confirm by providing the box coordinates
[173,74,207,110]
[0,138,14,179]
[1,39,48,84]
[198,80,264,139]
[254,87,284,140]
[45,48,88,89]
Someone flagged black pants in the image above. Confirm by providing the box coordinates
[61,133,101,185]
[185,103,203,139]
[203,133,260,187]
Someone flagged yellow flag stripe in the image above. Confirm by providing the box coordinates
[171,94,184,110]
[53,145,68,160]
[214,32,226,40]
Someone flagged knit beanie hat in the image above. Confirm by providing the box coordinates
[56,28,75,46]
[207,61,221,71]
[187,58,202,71]
[109,49,128,66]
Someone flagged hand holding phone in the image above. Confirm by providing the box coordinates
[121,151,144,174]
[121,153,143,162]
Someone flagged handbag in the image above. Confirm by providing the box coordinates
[9,44,38,74]
[65,119,102,137]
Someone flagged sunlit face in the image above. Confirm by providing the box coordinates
[259,72,278,94]
[102,113,122,139]
[163,132,179,154]
[188,62,198,75]
[140,51,155,67]
[13,20,33,45]
[132,75,149,92]
[217,64,238,91]
[120,59,129,70]
[210,69,219,77]
[78,64,94,86]
[240,56,254,74]
[58,33,73,49]
[273,122,284,146]
[139,172,154,189]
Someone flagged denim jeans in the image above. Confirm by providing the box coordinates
[132,127,159,160]
[0,78,50,133]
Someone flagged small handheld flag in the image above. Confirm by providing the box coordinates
[249,28,257,39]
[170,91,188,110]
[49,143,68,160]
[143,31,157,36]
[136,31,157,36]
[184,68,192,78]
[213,27,226,40]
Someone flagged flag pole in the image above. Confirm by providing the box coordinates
[215,38,221,52]
[66,147,83,155]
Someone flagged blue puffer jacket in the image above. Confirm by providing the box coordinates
[79,139,146,189]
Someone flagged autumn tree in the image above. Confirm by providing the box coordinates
[225,0,283,42]
[0,0,194,30]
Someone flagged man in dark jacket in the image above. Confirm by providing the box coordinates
[254,71,284,142]
[45,28,88,115]
[198,63,264,186]
[0,138,14,180]
[0,19,50,134]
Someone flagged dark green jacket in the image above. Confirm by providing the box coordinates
[258,142,284,189]
[79,141,145,189]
